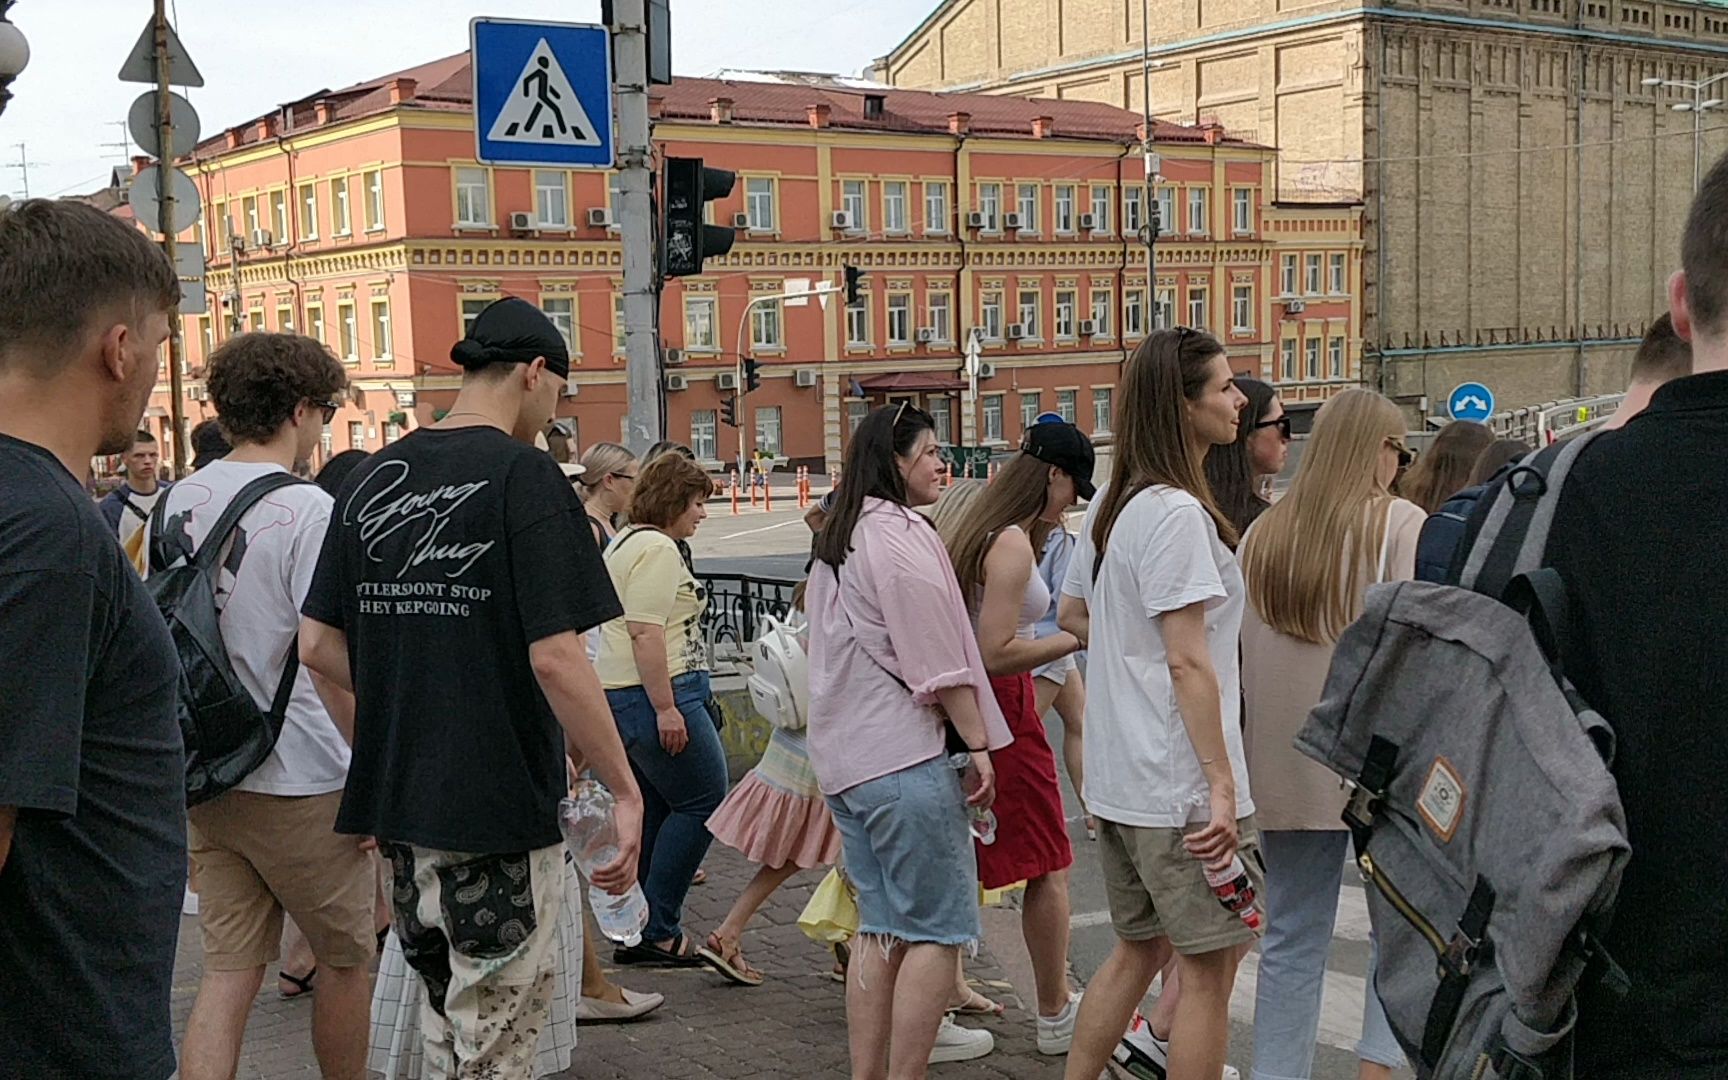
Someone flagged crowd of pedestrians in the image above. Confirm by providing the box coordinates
[4,154,1728,1080]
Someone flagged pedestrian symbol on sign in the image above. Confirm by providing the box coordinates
[486,39,601,147]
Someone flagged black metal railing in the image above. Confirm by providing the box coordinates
[698,573,799,665]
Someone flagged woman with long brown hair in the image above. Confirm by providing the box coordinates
[1056,329,1257,1080]
[938,422,1092,1055]
[1203,377,1288,538]
[1396,419,1492,513]
[1237,389,1421,1080]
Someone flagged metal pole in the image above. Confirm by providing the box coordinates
[1696,83,1705,194]
[609,0,660,455]
[1141,0,1158,326]
[154,0,188,476]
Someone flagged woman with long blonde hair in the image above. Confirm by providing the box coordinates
[574,441,640,546]
[1238,388,1422,1080]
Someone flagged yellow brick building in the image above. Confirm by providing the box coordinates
[878,0,1728,415]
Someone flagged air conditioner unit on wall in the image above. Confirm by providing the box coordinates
[562,381,580,398]
[732,212,751,229]
[977,362,996,379]
[250,229,273,249]
[664,347,685,366]
[665,373,689,391]
[916,327,936,343]
[1006,323,1027,340]
[509,211,534,231]
[1285,300,1307,316]
[1003,212,1023,230]
[717,371,739,390]
[794,369,818,388]
[966,211,986,229]
[587,207,615,228]
[1079,319,1098,336]
[1079,213,1097,230]
[831,210,855,230]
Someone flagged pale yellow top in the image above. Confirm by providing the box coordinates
[594,526,709,690]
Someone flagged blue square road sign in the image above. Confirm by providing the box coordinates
[471,18,614,169]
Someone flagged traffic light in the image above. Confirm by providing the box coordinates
[844,264,865,305]
[663,157,737,278]
[721,394,738,428]
[744,357,762,394]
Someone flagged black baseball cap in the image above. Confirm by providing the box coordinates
[1022,421,1096,500]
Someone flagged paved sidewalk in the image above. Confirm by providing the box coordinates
[171,843,1065,1079]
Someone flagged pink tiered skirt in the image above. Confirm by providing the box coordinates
[707,728,842,870]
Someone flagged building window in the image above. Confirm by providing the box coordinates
[534,170,568,227]
[1090,185,1110,232]
[745,178,776,231]
[755,406,783,456]
[883,181,908,233]
[751,300,783,349]
[244,195,260,237]
[1155,286,1175,330]
[926,396,952,444]
[298,184,318,241]
[981,290,1003,340]
[847,400,868,433]
[846,296,871,347]
[1056,389,1077,424]
[276,304,294,332]
[364,169,385,231]
[1187,286,1208,331]
[348,421,365,450]
[198,316,213,357]
[461,298,489,338]
[1090,289,1112,338]
[383,422,402,445]
[455,167,490,226]
[1017,288,1041,339]
[983,394,1003,441]
[684,296,717,351]
[1329,336,1345,379]
[1305,338,1321,380]
[331,178,352,235]
[690,410,718,460]
[977,183,1001,231]
[305,302,326,343]
[214,202,229,250]
[1093,387,1113,434]
[1124,187,1143,234]
[925,181,949,234]
[542,296,575,353]
[841,180,866,230]
[1281,254,1298,297]
[1187,188,1208,235]
[1232,188,1252,233]
[1156,187,1175,235]
[271,190,289,243]
[1232,285,1254,333]
[1020,392,1041,430]
[613,295,626,352]
[1054,185,1076,233]
[336,302,357,360]
[370,299,392,364]
[1125,288,1145,337]
[1054,289,1077,339]
[928,292,952,343]
[320,424,334,458]
[1282,339,1297,381]
[1305,254,1323,295]
[887,294,912,344]
[1016,183,1039,232]
[1330,253,1347,295]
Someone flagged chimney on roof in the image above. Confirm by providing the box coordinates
[648,95,665,120]
[807,103,831,129]
[1032,115,1055,138]
[225,127,243,150]
[710,97,734,124]
[314,100,335,125]
[256,115,277,141]
[1203,122,1224,145]
[863,93,886,120]
[948,111,971,135]
[389,77,418,105]
[131,155,152,177]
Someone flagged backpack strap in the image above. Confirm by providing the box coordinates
[1457,431,1602,599]
[1343,734,1399,858]
[1421,876,1498,1067]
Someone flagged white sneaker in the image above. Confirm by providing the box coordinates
[1110,1013,1239,1079]
[1036,992,1082,1055]
[928,1015,995,1064]
[182,886,199,916]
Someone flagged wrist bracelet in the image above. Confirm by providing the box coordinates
[967,744,987,754]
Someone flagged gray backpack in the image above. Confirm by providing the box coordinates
[1294,433,1631,1079]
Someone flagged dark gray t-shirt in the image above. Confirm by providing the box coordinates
[0,434,186,1079]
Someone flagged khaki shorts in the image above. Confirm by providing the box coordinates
[1096,813,1266,955]
[188,788,378,971]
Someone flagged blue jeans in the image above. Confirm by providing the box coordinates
[606,670,728,944]
[1251,829,1406,1080]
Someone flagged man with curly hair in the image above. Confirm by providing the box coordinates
[158,332,378,1080]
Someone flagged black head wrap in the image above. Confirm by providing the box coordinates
[450,297,571,379]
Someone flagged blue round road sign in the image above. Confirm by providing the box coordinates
[1447,382,1495,422]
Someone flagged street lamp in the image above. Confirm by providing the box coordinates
[0,3,27,120]
[1645,73,1728,192]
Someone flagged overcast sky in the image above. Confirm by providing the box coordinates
[2,0,937,201]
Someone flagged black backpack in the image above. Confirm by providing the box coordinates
[148,472,310,806]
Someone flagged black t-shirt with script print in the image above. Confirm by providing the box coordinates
[303,426,621,853]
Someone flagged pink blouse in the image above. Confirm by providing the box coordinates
[806,498,1013,796]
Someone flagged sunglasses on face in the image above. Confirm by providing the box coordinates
[313,399,340,423]
[1386,438,1417,470]
[1252,415,1292,441]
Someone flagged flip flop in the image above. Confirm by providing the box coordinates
[949,988,1005,1017]
[698,933,765,987]
[614,932,705,968]
[830,941,850,984]
[278,967,317,1000]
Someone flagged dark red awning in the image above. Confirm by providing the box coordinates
[856,371,968,392]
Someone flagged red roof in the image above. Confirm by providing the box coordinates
[190,53,1261,158]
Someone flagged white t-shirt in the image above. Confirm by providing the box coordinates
[116,485,164,550]
[157,460,351,796]
[1062,484,1253,828]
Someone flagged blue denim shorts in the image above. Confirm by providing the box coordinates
[825,754,980,948]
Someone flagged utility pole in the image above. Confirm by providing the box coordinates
[608,0,661,455]
[153,0,188,476]
[1141,0,1159,328]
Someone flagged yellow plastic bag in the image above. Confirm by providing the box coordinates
[797,866,859,944]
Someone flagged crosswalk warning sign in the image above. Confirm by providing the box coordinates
[486,39,602,147]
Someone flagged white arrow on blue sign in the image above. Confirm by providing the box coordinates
[471,18,614,169]
[1447,381,1496,422]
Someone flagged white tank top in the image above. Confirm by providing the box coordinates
[969,525,1051,640]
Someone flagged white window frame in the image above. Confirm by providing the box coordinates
[1093,387,1113,434]
[690,410,718,461]
[982,393,1004,442]
[1020,392,1041,431]
[751,300,783,349]
[886,293,912,345]
[370,298,393,363]
[305,303,324,344]
[847,400,868,433]
[841,179,867,231]
[684,296,717,352]
[1305,254,1324,296]
[1123,187,1144,235]
[337,301,357,361]
[1281,254,1299,297]
[1305,337,1322,380]
[745,177,777,232]
[754,405,783,456]
[542,296,576,353]
[928,395,953,444]
[271,190,289,242]
[1155,286,1175,330]
[1056,389,1077,424]
[1090,186,1111,233]
[1232,187,1252,234]
[924,181,950,235]
[348,420,365,451]
[298,185,318,241]
[1187,286,1208,331]
[1157,187,1175,236]
[1330,253,1348,295]
[455,167,490,227]
[977,182,1002,232]
[1017,288,1041,340]
[534,170,569,227]
[1124,288,1145,337]
[883,180,908,234]
[331,179,352,235]
[1329,336,1345,379]
[461,298,490,338]
[927,292,952,343]
[1054,289,1077,340]
[1016,183,1039,233]
[846,296,871,347]
[1054,185,1076,234]
[1187,188,1208,235]
[1232,284,1254,333]
[1090,288,1112,338]
[364,169,385,231]
[1282,339,1297,381]
[981,291,1003,341]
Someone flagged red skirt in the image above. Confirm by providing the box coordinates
[976,672,1075,890]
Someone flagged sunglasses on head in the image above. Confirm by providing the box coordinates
[1252,415,1292,440]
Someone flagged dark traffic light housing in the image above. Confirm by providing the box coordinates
[844,264,865,305]
[663,157,737,278]
[720,394,738,428]
[743,357,762,394]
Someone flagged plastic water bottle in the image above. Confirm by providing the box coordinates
[948,752,999,846]
[1203,854,1263,933]
[558,780,649,947]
